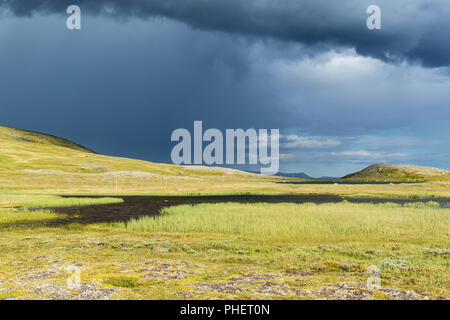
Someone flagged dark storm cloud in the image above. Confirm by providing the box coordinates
[1,0,450,67]
[0,16,301,164]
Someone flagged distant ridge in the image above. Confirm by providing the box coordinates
[275,172,313,179]
[245,170,339,180]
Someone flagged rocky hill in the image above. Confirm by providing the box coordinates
[342,163,450,182]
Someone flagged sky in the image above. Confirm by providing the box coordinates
[0,0,449,177]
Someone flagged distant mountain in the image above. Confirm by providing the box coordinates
[244,170,339,180]
[243,170,312,179]
[275,172,313,179]
[342,163,450,182]
[275,173,340,180]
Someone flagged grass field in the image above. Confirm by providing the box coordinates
[117,202,446,243]
[1,197,448,300]
[0,194,123,209]
[0,196,123,228]
[2,180,450,199]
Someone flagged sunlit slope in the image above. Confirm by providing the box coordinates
[2,126,449,195]
[0,126,253,177]
[342,163,450,182]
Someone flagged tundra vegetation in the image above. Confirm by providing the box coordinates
[0,126,449,299]
[1,196,448,300]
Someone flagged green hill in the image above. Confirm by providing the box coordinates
[0,126,95,154]
[342,163,450,182]
[0,125,253,177]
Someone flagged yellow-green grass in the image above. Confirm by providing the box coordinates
[0,201,447,300]
[0,195,123,228]
[0,125,267,178]
[0,125,289,196]
[0,194,123,209]
[0,201,448,299]
[0,209,66,226]
[108,202,449,298]
[2,179,450,199]
[116,202,449,245]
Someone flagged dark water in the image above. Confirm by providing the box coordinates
[20,193,446,226]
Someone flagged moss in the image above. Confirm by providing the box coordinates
[105,276,141,288]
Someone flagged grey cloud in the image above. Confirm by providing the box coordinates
[1,0,450,67]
